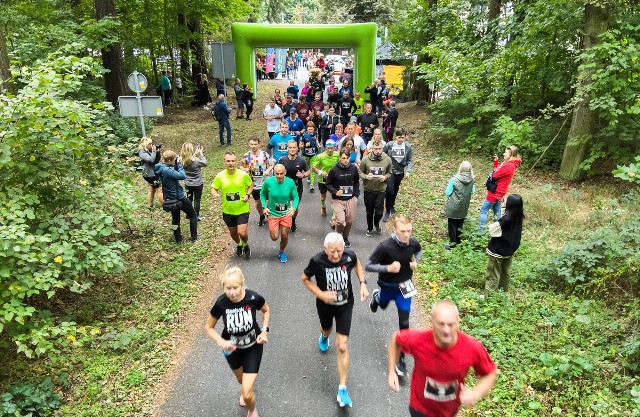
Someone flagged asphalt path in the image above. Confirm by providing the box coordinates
[156,177,419,417]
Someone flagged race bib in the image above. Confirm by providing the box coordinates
[333,289,349,306]
[399,279,417,298]
[251,167,264,177]
[275,203,288,213]
[304,147,316,156]
[424,377,457,402]
[370,167,383,177]
[235,329,257,349]
[277,142,287,151]
[340,185,354,197]
[364,126,373,134]
[225,192,240,202]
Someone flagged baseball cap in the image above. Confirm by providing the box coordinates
[290,107,297,113]
[326,140,336,147]
[350,116,357,122]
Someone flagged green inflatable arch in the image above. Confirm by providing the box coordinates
[231,23,377,99]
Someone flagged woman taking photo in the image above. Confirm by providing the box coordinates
[484,194,524,294]
[479,145,522,229]
[205,267,270,417]
[154,150,199,243]
[137,137,164,210]
[180,142,208,221]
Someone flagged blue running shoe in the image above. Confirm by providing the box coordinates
[318,333,329,352]
[337,387,352,407]
[278,251,288,263]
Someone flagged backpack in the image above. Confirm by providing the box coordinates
[212,103,223,121]
[485,172,498,193]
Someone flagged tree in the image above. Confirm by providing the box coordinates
[559,4,609,181]
[0,24,16,94]
[94,0,126,106]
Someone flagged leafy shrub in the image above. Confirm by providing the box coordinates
[0,52,133,357]
[538,214,640,298]
[0,378,62,417]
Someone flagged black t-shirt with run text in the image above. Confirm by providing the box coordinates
[278,155,309,188]
[304,249,358,307]
[210,289,265,346]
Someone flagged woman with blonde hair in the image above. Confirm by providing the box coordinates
[443,160,475,249]
[137,137,164,209]
[479,145,522,229]
[205,267,270,417]
[180,142,207,221]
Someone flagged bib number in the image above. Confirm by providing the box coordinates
[399,279,417,298]
[277,142,287,151]
[251,167,264,177]
[275,203,288,213]
[370,167,383,177]
[235,329,257,349]
[340,185,354,197]
[226,192,241,202]
[304,147,316,156]
[333,289,349,306]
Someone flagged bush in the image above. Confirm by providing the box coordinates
[0,378,62,417]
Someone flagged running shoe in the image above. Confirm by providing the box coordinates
[258,215,266,226]
[344,239,351,248]
[321,207,327,217]
[381,212,390,222]
[243,244,251,260]
[370,289,380,313]
[375,226,382,235]
[278,251,288,263]
[197,216,205,222]
[318,333,329,352]
[309,187,315,193]
[336,387,353,408]
[396,355,407,376]
[290,224,298,233]
[236,245,243,257]
[330,218,336,229]
[366,229,373,237]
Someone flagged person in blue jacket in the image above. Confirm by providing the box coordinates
[155,150,199,243]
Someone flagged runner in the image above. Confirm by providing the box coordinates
[320,106,340,146]
[211,152,254,259]
[263,98,283,139]
[311,139,340,218]
[260,164,299,263]
[285,108,305,144]
[344,122,367,160]
[325,150,360,248]
[338,90,356,127]
[366,214,423,376]
[382,128,413,222]
[267,121,295,164]
[387,300,497,417]
[358,103,379,144]
[310,92,325,130]
[300,122,319,193]
[359,139,392,236]
[278,140,310,233]
[205,267,270,417]
[240,136,274,226]
[301,232,369,408]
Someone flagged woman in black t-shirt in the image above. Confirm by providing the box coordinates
[205,267,270,417]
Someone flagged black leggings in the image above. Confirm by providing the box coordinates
[447,218,465,244]
[185,184,203,217]
[246,103,254,119]
[225,343,264,374]
[170,197,198,242]
[385,172,405,213]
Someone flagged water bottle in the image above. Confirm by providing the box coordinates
[223,336,237,357]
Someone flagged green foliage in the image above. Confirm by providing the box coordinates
[614,155,640,184]
[538,212,640,298]
[0,377,62,417]
[0,53,134,358]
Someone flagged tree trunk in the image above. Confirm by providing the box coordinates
[414,0,437,106]
[94,0,126,106]
[177,14,191,84]
[188,19,207,80]
[559,4,609,181]
[0,24,16,94]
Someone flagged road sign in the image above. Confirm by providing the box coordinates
[118,96,164,117]
[127,71,148,93]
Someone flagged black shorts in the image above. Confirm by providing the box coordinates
[251,189,262,201]
[143,176,161,189]
[316,302,353,336]
[225,343,264,373]
[409,407,430,417]
[318,182,328,195]
[222,212,250,227]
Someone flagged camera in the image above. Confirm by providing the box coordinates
[155,143,163,149]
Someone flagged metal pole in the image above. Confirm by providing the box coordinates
[133,71,146,137]
[220,43,227,97]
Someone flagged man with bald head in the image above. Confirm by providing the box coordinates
[260,164,299,263]
[387,300,497,417]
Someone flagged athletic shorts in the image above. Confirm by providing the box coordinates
[222,212,250,227]
[409,407,430,417]
[251,188,262,201]
[236,99,245,109]
[268,215,292,231]
[378,286,412,313]
[318,183,328,195]
[225,342,263,373]
[143,176,161,189]
[316,302,353,336]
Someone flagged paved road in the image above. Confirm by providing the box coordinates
[157,178,418,417]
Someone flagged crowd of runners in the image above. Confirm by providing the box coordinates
[140,73,525,417]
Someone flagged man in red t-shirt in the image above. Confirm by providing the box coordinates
[388,300,497,417]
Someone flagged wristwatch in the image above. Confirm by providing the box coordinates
[261,326,270,333]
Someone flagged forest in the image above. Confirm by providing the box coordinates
[0,0,638,416]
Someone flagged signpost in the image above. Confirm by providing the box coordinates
[118,71,164,137]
